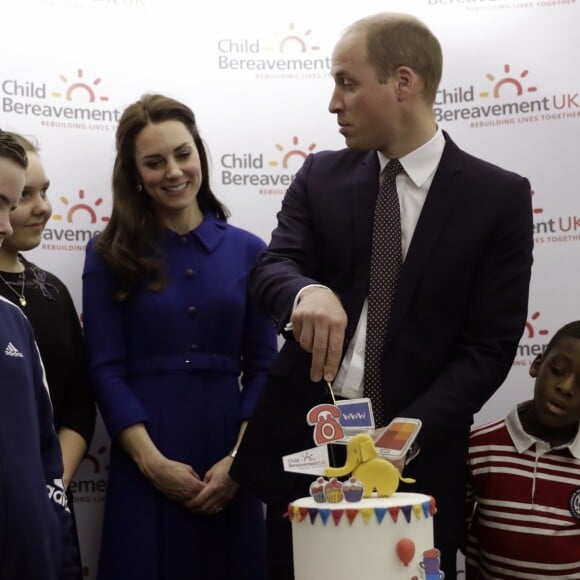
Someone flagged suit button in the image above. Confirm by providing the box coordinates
[187,306,197,315]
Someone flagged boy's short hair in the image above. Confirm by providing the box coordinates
[544,321,580,356]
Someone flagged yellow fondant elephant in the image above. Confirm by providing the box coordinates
[324,433,415,497]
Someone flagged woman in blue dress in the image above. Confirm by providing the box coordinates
[82,94,277,580]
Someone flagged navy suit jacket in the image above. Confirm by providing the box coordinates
[231,133,533,552]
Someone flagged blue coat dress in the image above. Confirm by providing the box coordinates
[82,215,277,580]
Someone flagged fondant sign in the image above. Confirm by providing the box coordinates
[307,404,345,445]
[282,445,330,476]
[336,398,374,431]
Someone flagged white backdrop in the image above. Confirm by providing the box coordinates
[1,0,578,576]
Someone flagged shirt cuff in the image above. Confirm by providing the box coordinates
[283,284,330,331]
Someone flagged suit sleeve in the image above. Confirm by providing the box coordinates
[249,154,326,333]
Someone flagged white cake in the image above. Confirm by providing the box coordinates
[289,492,438,580]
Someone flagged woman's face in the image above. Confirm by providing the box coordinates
[3,151,51,253]
[134,120,203,224]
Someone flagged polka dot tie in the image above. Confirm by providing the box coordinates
[363,159,403,428]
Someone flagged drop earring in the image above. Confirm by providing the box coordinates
[137,184,143,192]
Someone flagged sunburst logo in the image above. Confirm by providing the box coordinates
[269,136,316,168]
[51,68,109,102]
[524,311,549,339]
[266,23,320,53]
[83,445,109,475]
[52,189,110,224]
[480,64,538,99]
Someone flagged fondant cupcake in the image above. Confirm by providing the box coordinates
[309,477,327,503]
[324,477,344,503]
[343,477,364,502]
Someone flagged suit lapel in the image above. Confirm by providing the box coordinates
[387,136,464,343]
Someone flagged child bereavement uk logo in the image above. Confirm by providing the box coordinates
[532,189,580,246]
[435,63,578,128]
[221,135,316,195]
[217,22,330,80]
[1,67,122,131]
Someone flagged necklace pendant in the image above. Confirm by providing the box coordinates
[19,296,27,307]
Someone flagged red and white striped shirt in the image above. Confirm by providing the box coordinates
[466,402,580,579]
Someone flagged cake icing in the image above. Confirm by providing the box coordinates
[289,492,439,580]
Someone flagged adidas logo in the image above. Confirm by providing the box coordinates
[4,342,23,358]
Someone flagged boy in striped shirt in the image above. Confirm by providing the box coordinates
[465,320,580,579]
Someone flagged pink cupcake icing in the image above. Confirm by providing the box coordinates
[324,477,344,503]
[309,477,327,503]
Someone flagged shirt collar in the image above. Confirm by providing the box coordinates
[377,127,445,188]
[164,213,227,253]
[506,400,580,459]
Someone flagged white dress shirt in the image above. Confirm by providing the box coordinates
[332,128,446,398]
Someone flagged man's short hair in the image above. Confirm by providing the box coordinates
[347,13,443,104]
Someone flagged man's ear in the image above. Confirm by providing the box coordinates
[529,354,542,378]
[395,66,419,100]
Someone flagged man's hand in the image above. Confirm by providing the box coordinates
[291,287,347,382]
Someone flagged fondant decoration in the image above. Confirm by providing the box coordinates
[325,433,415,497]
[335,398,375,432]
[309,477,328,503]
[419,548,445,579]
[372,418,422,461]
[282,444,330,475]
[307,403,345,445]
[343,477,365,502]
[396,538,416,567]
[324,477,344,503]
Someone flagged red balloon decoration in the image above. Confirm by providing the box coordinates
[396,538,416,567]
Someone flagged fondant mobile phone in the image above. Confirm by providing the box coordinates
[372,418,422,461]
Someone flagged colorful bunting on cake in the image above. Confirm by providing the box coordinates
[413,503,422,519]
[429,497,437,516]
[360,508,373,524]
[374,508,388,524]
[319,509,331,526]
[345,509,359,525]
[289,496,437,527]
[401,505,413,523]
[331,509,344,526]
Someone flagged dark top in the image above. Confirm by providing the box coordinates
[0,256,96,446]
[0,296,80,579]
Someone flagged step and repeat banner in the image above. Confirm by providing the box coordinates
[1,0,578,576]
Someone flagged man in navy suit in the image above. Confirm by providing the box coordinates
[231,12,533,579]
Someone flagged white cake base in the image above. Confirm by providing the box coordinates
[289,492,436,580]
